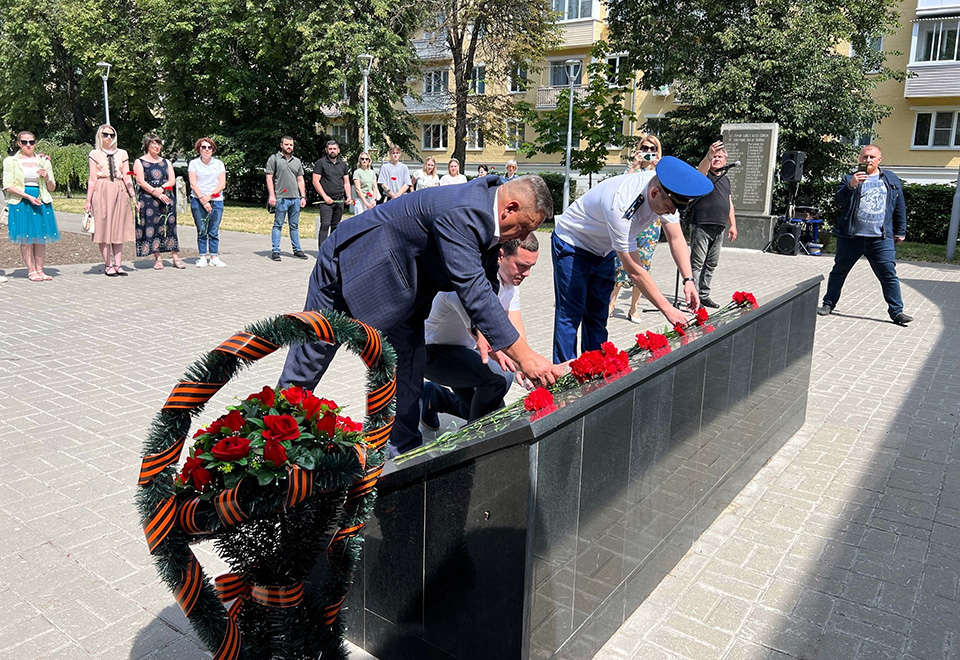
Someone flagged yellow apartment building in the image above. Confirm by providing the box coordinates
[347,0,960,184]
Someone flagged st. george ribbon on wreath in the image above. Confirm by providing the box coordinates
[135,310,397,659]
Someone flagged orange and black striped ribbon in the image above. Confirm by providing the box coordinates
[284,465,315,509]
[213,332,279,362]
[144,495,176,553]
[286,311,335,344]
[251,583,304,608]
[321,596,345,628]
[347,465,384,503]
[212,574,304,660]
[212,602,241,660]
[163,381,226,410]
[138,436,186,485]
[353,444,367,471]
[364,420,393,452]
[175,554,203,617]
[213,482,247,526]
[359,324,382,368]
[367,380,396,417]
[329,522,365,549]
[177,497,207,535]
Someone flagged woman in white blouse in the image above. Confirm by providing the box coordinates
[412,157,441,191]
[188,137,227,268]
[439,158,467,185]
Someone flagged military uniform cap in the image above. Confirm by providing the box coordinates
[655,156,714,208]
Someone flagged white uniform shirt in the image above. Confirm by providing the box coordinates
[425,278,519,348]
[554,171,678,256]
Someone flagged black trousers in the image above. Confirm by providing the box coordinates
[317,201,344,248]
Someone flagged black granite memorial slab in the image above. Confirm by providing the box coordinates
[343,277,822,659]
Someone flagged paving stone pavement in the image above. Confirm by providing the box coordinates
[0,214,957,659]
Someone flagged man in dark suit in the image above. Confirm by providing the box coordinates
[279,175,562,454]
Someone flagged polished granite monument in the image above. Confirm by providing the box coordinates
[338,277,821,659]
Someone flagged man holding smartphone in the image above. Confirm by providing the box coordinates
[818,145,913,325]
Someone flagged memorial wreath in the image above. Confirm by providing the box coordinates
[136,310,396,659]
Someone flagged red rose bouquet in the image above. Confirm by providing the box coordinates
[177,385,363,497]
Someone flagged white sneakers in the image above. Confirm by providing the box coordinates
[196,256,227,268]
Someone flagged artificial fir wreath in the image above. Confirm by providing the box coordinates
[136,310,396,659]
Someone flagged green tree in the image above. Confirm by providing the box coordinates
[0,0,157,146]
[519,42,637,187]
[424,0,560,168]
[142,0,426,171]
[606,0,904,179]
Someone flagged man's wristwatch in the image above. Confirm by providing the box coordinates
[682,277,695,285]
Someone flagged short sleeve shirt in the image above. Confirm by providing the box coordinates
[313,157,350,199]
[265,153,304,198]
[554,171,679,256]
[377,161,411,195]
[853,173,885,237]
[188,157,225,198]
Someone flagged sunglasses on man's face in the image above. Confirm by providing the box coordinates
[20,139,36,145]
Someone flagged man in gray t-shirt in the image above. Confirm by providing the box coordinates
[377,144,411,201]
[265,136,308,261]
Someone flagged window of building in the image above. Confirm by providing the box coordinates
[424,14,447,43]
[329,125,350,145]
[424,69,450,95]
[840,132,873,147]
[851,35,884,73]
[508,68,528,93]
[423,124,448,150]
[470,66,486,95]
[466,122,484,151]
[606,54,630,86]
[549,60,583,86]
[915,18,960,62]
[913,110,960,147]
[552,0,592,20]
[505,121,525,150]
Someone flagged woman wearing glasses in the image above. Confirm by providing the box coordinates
[2,131,60,281]
[134,133,184,269]
[610,135,663,321]
[352,152,379,216]
[411,156,440,191]
[188,137,227,268]
[85,125,136,277]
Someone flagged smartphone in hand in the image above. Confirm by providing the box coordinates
[856,163,868,173]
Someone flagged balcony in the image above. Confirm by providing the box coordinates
[917,0,960,15]
[536,85,588,109]
[411,38,451,61]
[403,93,452,115]
[558,19,603,48]
[905,61,960,96]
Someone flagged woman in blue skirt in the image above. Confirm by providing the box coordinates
[2,131,60,281]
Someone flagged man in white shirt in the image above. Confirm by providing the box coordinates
[551,156,713,362]
[420,234,539,428]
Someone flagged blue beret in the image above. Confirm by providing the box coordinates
[655,156,714,207]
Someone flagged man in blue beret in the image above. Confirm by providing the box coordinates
[551,156,713,362]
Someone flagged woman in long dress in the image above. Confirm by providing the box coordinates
[85,125,136,276]
[2,131,60,281]
[134,133,184,269]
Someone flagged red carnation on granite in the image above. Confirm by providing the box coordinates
[524,387,555,411]
[673,322,687,336]
[732,291,758,307]
[695,307,710,326]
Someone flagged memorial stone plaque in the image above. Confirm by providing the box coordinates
[720,123,779,215]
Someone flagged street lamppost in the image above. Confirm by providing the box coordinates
[562,59,581,212]
[358,53,374,153]
[96,62,112,126]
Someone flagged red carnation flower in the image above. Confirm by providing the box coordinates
[524,387,555,411]
[263,439,288,468]
[221,410,246,433]
[695,307,709,326]
[673,322,686,336]
[282,385,307,406]
[336,415,363,433]
[645,331,669,350]
[211,436,252,461]
[317,410,337,438]
[732,291,757,307]
[262,415,301,442]
[211,193,221,199]
[247,386,276,408]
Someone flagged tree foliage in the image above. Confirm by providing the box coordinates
[425,0,559,168]
[0,0,427,170]
[607,0,905,179]
[519,42,637,181]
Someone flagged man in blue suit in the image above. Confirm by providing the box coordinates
[279,175,562,454]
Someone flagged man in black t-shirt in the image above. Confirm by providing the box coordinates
[688,139,738,308]
[312,140,354,247]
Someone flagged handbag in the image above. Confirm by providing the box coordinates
[81,210,95,234]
